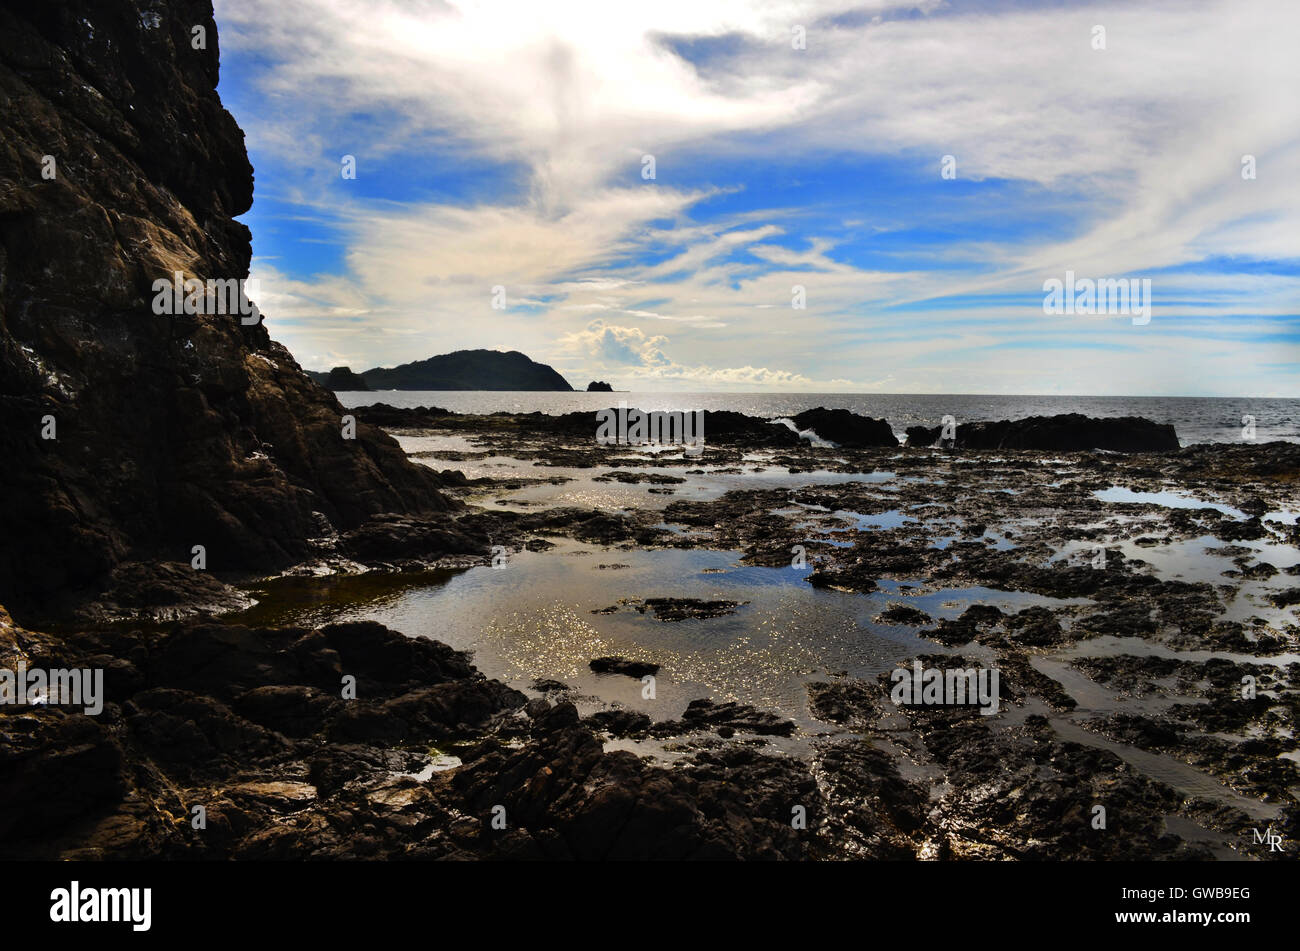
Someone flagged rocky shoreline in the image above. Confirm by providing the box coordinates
[4,406,1296,860]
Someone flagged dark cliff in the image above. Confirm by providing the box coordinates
[0,0,455,619]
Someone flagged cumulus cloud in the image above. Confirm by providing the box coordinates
[561,319,671,367]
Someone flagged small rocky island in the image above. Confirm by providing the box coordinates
[321,366,371,391]
[586,380,614,392]
[308,349,575,391]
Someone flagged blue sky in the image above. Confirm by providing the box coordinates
[213,0,1299,394]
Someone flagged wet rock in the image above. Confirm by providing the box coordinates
[0,710,127,846]
[656,699,797,737]
[341,514,487,563]
[1267,588,1300,608]
[635,598,744,621]
[813,739,928,858]
[1215,517,1270,542]
[923,605,1005,647]
[235,685,340,738]
[74,561,255,623]
[593,470,685,484]
[530,678,569,693]
[450,719,811,859]
[807,680,883,725]
[904,414,1179,453]
[589,656,660,678]
[124,688,293,781]
[875,603,933,626]
[584,709,653,737]
[791,408,899,448]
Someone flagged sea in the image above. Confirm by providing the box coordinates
[334,392,1300,446]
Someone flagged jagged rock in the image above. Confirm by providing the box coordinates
[354,405,805,448]
[341,514,488,562]
[584,709,653,737]
[792,408,899,448]
[322,367,371,391]
[655,698,797,737]
[0,709,127,841]
[875,603,933,626]
[807,680,884,725]
[589,656,659,678]
[904,413,1179,452]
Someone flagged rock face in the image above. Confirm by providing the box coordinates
[359,349,574,391]
[0,606,525,858]
[0,0,456,620]
[586,380,613,392]
[792,407,899,448]
[904,414,1179,453]
[321,367,370,391]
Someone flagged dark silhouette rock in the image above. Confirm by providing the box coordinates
[586,380,613,391]
[360,349,573,391]
[792,408,899,447]
[353,405,806,448]
[904,414,1179,452]
[589,656,660,678]
[322,367,371,391]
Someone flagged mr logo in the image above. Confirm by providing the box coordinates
[50,882,151,931]
[1252,826,1284,853]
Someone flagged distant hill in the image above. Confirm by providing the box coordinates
[309,350,574,391]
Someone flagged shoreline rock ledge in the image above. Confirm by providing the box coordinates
[905,413,1180,453]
